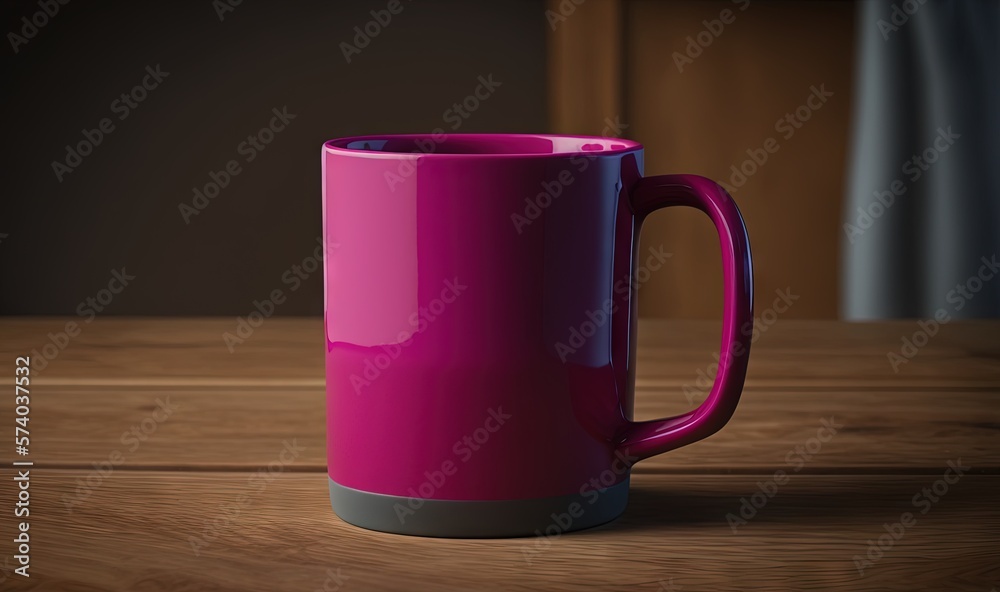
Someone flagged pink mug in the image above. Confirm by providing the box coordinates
[323,133,753,537]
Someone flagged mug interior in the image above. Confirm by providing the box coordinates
[325,134,641,157]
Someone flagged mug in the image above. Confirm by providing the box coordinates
[323,133,753,537]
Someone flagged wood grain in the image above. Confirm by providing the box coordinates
[2,472,996,592]
[1,318,997,591]
[3,387,996,474]
[3,318,999,387]
[0,317,324,383]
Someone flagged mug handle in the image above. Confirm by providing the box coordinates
[617,174,754,461]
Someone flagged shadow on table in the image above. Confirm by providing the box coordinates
[584,472,994,535]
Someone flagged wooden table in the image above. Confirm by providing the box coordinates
[1,318,997,591]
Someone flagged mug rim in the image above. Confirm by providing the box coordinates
[323,133,643,159]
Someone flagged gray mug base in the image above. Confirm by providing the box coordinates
[328,477,629,538]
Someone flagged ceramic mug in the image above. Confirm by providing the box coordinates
[322,133,753,537]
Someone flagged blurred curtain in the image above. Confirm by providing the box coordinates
[842,0,1000,319]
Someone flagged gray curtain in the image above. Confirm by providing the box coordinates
[842,0,1000,319]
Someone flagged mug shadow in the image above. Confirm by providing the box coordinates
[574,471,992,535]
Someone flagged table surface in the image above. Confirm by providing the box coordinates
[0,318,997,591]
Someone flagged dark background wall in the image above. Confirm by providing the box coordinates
[0,0,547,315]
